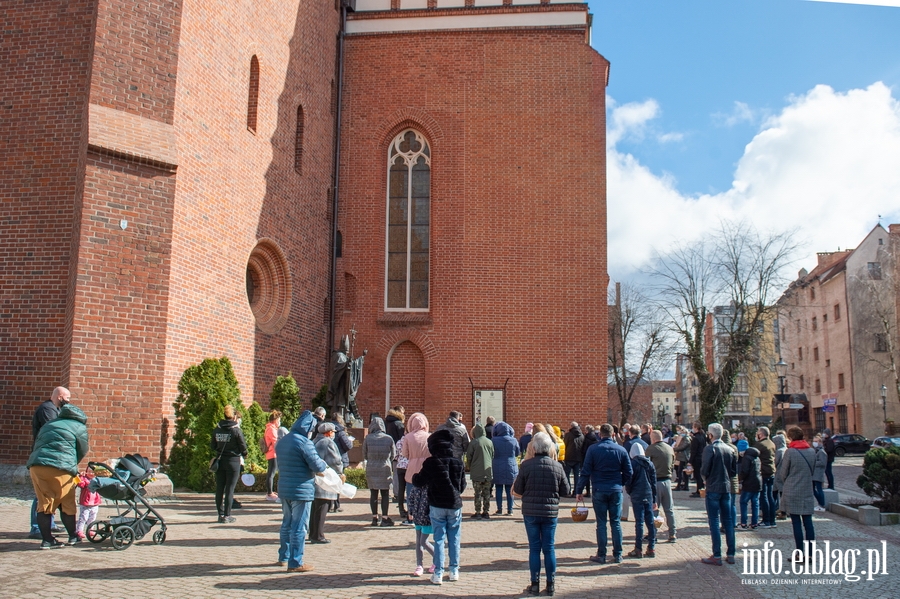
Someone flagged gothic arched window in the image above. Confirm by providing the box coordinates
[386,130,430,310]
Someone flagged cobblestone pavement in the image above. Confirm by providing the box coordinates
[1,480,897,599]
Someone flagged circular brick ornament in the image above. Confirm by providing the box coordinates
[246,239,292,334]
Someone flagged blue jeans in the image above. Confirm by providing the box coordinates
[495,484,513,512]
[632,500,655,552]
[760,476,775,525]
[523,515,557,581]
[563,462,581,492]
[740,490,759,526]
[705,491,735,559]
[430,506,461,576]
[790,513,815,550]
[30,499,57,533]
[591,491,623,558]
[813,481,825,507]
[279,499,312,569]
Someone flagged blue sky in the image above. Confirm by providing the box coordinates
[589,0,900,280]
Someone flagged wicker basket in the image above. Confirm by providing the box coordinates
[571,500,589,522]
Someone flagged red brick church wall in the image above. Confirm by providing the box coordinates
[336,20,610,433]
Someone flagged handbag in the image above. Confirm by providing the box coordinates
[209,441,225,473]
[571,499,589,522]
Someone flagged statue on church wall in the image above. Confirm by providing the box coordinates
[326,330,366,423]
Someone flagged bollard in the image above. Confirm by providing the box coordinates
[822,488,839,508]
[858,505,881,526]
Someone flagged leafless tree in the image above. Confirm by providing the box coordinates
[608,282,669,429]
[650,221,799,425]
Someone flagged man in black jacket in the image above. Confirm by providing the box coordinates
[29,387,70,539]
[689,421,708,497]
[580,425,599,497]
[413,430,466,585]
[563,422,584,495]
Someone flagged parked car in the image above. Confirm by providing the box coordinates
[831,434,871,456]
[871,436,900,449]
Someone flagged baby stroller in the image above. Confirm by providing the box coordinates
[85,454,167,550]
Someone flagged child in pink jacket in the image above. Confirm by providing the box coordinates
[76,469,102,539]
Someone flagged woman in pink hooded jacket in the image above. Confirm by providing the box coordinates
[401,413,433,576]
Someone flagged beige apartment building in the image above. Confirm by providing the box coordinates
[778,224,900,439]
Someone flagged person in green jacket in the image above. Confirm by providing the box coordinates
[465,423,494,519]
[26,403,89,549]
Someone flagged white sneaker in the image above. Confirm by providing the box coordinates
[448,569,459,582]
[814,506,826,512]
[430,573,443,585]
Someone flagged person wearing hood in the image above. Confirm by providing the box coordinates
[275,409,329,573]
[210,405,248,524]
[519,423,534,455]
[625,443,657,558]
[27,402,88,549]
[491,421,520,516]
[402,413,435,577]
[363,416,397,526]
[465,423,494,519]
[563,422,585,496]
[738,442,761,529]
[434,411,470,460]
[777,426,817,562]
[513,432,569,597]
[413,429,466,585]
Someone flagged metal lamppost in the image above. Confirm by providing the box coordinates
[775,358,788,427]
[882,384,888,434]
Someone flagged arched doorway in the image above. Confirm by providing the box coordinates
[386,340,425,416]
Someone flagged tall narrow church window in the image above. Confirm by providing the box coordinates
[247,55,260,133]
[386,130,430,310]
[294,105,304,174]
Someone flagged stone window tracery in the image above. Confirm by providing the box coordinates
[386,129,430,310]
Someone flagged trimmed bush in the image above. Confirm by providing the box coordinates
[343,467,368,490]
[857,445,900,513]
[269,373,302,429]
[242,400,268,471]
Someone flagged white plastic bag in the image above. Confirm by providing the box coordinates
[340,482,357,499]
[314,469,344,495]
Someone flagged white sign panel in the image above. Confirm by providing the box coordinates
[474,389,504,425]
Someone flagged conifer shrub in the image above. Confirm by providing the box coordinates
[857,445,900,513]
[269,373,302,429]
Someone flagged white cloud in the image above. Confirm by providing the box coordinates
[713,101,757,127]
[657,132,684,143]
[608,82,900,280]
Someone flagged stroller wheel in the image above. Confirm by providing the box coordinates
[112,526,135,550]
[87,522,109,544]
[152,529,166,545]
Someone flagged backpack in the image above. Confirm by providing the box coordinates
[259,435,269,455]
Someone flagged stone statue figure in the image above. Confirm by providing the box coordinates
[327,334,366,421]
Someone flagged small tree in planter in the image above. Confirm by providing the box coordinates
[242,400,268,471]
[269,373,302,429]
[857,445,900,513]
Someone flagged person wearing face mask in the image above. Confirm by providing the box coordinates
[811,434,828,512]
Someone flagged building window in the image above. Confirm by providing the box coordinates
[796,319,800,332]
[825,359,830,367]
[754,397,762,412]
[761,378,768,393]
[812,316,817,331]
[838,373,845,389]
[823,313,828,322]
[247,55,260,133]
[875,333,889,352]
[834,303,841,320]
[813,346,819,361]
[800,375,805,390]
[868,262,882,279]
[838,405,848,432]
[386,129,430,310]
[798,347,803,360]
[814,407,825,431]
[294,105,304,174]
[810,287,816,300]
[815,378,821,393]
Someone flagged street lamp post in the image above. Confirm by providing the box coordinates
[775,358,788,428]
[881,384,888,434]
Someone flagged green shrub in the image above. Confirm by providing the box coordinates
[166,357,243,492]
[857,445,900,513]
[343,467,368,490]
[242,400,268,471]
[269,373,302,429]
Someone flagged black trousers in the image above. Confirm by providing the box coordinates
[396,468,408,516]
[215,456,242,517]
[266,458,277,495]
[309,498,331,541]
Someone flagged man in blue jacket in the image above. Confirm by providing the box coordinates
[576,423,632,564]
[275,410,328,572]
